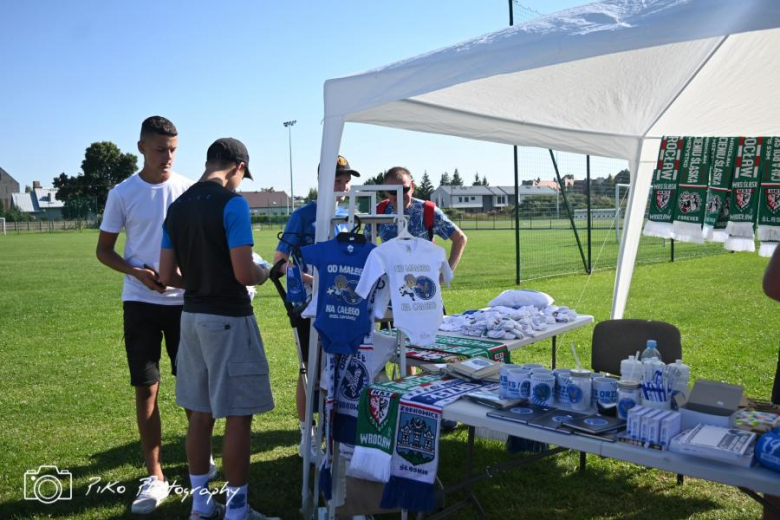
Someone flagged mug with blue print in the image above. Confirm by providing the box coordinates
[506,368,529,400]
[530,372,555,407]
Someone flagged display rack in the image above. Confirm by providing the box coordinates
[300,185,411,520]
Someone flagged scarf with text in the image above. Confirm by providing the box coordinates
[644,136,684,239]
[725,137,764,251]
[672,137,711,243]
[703,137,739,242]
[757,137,780,256]
[379,375,485,512]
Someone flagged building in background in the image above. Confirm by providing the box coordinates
[11,181,65,220]
[0,167,20,210]
[239,190,292,216]
[432,184,557,213]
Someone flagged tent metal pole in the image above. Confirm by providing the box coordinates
[586,155,592,273]
[509,0,520,285]
[549,149,588,274]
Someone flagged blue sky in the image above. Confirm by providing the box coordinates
[0,0,626,196]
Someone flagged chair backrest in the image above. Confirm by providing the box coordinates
[591,319,682,376]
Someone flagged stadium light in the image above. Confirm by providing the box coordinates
[283,120,297,215]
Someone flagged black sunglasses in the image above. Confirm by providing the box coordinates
[382,185,412,197]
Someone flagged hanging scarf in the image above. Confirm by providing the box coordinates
[671,137,710,243]
[703,137,739,242]
[318,353,338,500]
[380,376,485,512]
[333,341,394,444]
[349,375,442,483]
[725,137,764,252]
[757,137,780,257]
[644,136,684,239]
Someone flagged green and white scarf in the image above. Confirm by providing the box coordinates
[757,137,780,257]
[644,136,684,239]
[703,137,739,242]
[725,137,764,252]
[672,136,711,243]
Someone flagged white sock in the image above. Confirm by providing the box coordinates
[209,454,216,466]
[189,473,214,514]
[225,484,248,520]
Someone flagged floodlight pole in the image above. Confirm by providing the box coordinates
[283,120,297,215]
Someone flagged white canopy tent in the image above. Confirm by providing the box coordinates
[315,0,780,318]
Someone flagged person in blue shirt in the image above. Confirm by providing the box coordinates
[762,245,780,518]
[375,166,468,273]
[273,155,360,457]
[160,138,279,520]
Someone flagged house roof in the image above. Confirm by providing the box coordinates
[239,191,291,208]
[0,166,18,184]
[33,188,64,209]
[12,193,37,212]
[434,185,557,196]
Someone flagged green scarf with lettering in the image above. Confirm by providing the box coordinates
[644,136,684,239]
[703,137,738,242]
[672,136,710,243]
[725,137,765,252]
[757,137,780,257]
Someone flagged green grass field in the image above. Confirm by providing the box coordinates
[1,229,778,519]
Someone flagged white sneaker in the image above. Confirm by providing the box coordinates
[298,435,321,459]
[208,461,218,481]
[241,507,281,520]
[131,476,170,514]
[189,501,225,520]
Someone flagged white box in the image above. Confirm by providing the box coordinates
[640,409,665,443]
[680,407,734,431]
[628,406,651,439]
[647,410,673,445]
[659,411,682,448]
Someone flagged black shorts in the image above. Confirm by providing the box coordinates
[123,301,183,386]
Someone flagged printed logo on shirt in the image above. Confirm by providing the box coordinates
[339,357,369,401]
[398,274,436,301]
[327,275,363,304]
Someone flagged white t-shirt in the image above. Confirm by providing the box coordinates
[100,172,193,305]
[356,238,453,346]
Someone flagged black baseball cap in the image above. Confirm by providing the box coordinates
[318,155,360,177]
[207,138,252,180]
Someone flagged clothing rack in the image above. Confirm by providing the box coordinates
[300,184,412,520]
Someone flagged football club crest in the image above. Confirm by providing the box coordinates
[396,413,436,465]
[655,190,671,210]
[368,391,391,430]
[339,357,368,401]
[735,188,753,210]
[705,192,721,215]
[677,191,701,214]
[766,189,780,214]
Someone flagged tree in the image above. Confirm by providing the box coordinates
[439,172,451,187]
[24,185,32,193]
[362,171,386,186]
[53,142,137,214]
[481,176,489,186]
[303,187,318,203]
[614,169,630,185]
[472,173,481,186]
[451,169,464,186]
[260,187,275,192]
[414,171,435,200]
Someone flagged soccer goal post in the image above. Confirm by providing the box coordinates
[614,183,630,243]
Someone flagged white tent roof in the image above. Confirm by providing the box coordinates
[316,0,780,318]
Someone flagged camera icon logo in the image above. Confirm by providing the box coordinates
[24,465,73,504]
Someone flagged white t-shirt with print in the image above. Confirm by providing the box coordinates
[100,172,193,305]
[356,238,453,346]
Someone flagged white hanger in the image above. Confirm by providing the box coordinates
[396,215,414,240]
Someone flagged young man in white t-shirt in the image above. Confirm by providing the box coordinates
[96,116,197,514]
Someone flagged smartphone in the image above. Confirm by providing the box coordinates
[143,264,166,289]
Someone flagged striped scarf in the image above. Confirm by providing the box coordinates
[725,137,765,252]
[644,136,684,239]
[703,137,739,242]
[757,137,780,257]
[671,137,710,243]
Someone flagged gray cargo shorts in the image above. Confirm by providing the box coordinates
[176,312,274,419]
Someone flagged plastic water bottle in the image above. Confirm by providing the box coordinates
[640,339,662,362]
[620,355,642,382]
[672,359,690,400]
